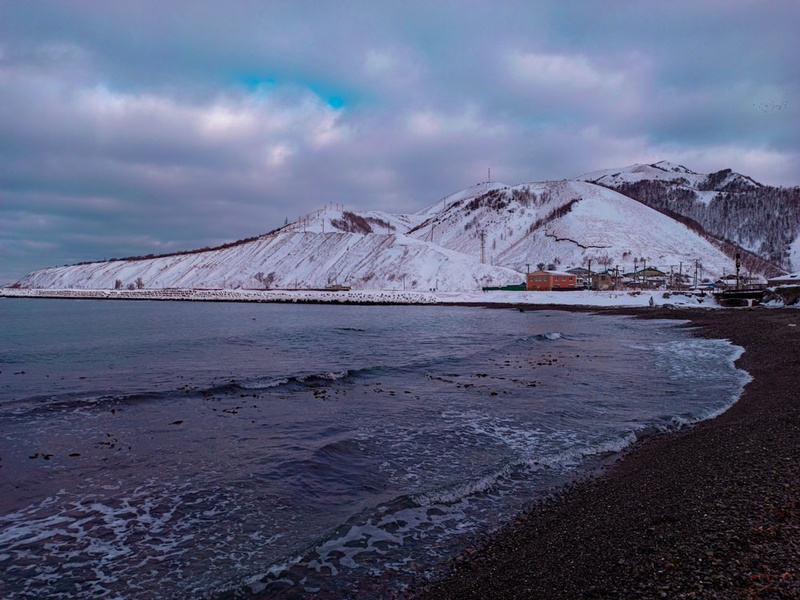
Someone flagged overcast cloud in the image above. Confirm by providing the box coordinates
[1,0,798,283]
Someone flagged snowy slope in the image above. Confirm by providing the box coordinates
[408,179,735,276]
[15,230,524,292]
[14,169,769,292]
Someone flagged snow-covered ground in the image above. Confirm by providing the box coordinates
[0,287,716,308]
[11,164,769,293]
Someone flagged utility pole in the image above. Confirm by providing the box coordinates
[642,258,647,289]
[735,253,741,290]
[587,258,592,290]
[478,229,487,264]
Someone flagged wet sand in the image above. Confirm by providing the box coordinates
[411,307,800,599]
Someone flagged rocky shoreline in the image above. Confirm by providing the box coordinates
[411,307,800,599]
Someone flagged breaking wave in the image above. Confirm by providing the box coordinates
[515,331,567,347]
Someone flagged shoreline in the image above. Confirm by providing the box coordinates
[4,294,797,596]
[410,307,800,599]
[0,286,711,309]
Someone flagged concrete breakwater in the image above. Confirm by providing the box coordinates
[0,287,440,304]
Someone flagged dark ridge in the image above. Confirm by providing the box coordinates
[70,228,283,267]
[606,179,798,272]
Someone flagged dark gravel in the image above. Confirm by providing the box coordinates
[411,307,800,600]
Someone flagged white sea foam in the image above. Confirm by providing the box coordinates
[412,468,510,507]
[243,376,290,389]
[531,431,640,469]
[244,494,480,597]
[0,478,296,599]
[297,370,351,382]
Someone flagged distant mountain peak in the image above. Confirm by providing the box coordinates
[648,160,697,174]
[576,160,763,191]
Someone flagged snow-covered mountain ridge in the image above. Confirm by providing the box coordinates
[12,163,790,292]
[577,160,762,192]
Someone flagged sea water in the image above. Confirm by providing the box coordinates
[0,299,749,599]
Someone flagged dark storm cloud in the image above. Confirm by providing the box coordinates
[1,0,798,283]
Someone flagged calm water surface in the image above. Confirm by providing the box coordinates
[0,299,749,598]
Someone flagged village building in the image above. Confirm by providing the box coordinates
[566,267,590,288]
[526,270,578,291]
[624,267,667,289]
[591,270,616,290]
[565,267,616,290]
[714,275,740,290]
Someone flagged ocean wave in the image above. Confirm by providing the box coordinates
[516,331,567,346]
[237,369,360,393]
[411,465,512,506]
[0,369,363,417]
[236,492,457,599]
[411,428,639,508]
[0,389,174,418]
[237,425,649,598]
[528,431,640,469]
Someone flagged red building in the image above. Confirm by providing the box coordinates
[526,270,578,291]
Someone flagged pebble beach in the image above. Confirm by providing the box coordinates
[412,307,800,599]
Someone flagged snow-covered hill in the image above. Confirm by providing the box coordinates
[12,168,779,292]
[576,161,797,273]
[405,179,735,277]
[15,228,524,292]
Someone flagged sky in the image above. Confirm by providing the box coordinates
[2,0,799,284]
